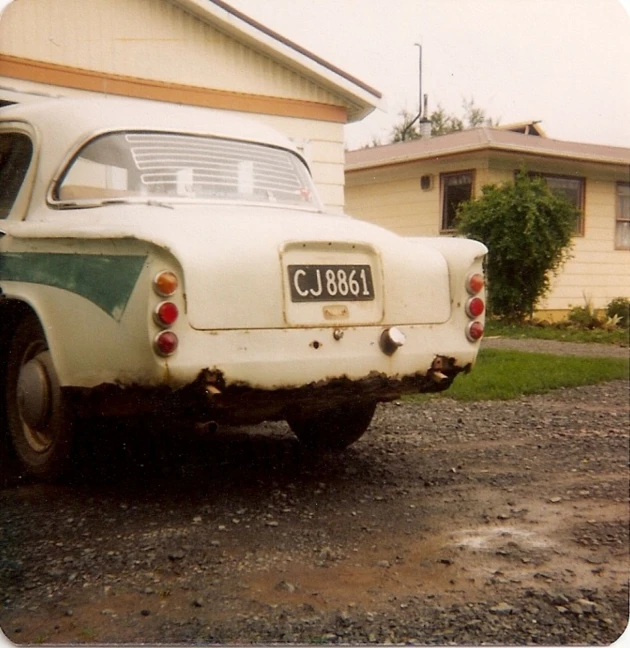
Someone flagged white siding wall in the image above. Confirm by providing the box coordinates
[259,114,346,213]
[0,0,343,107]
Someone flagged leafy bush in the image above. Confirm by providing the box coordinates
[567,304,601,329]
[606,297,630,329]
[457,170,576,322]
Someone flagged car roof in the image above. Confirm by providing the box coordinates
[0,96,298,153]
[0,96,307,202]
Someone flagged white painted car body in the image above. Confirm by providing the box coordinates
[0,97,486,476]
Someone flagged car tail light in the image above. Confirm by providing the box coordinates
[154,271,179,297]
[154,301,179,327]
[466,321,484,342]
[466,273,485,295]
[466,297,485,318]
[465,271,485,342]
[152,271,180,356]
[154,331,178,356]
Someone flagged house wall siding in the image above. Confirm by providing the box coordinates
[345,154,492,236]
[345,176,436,236]
[259,114,346,212]
[0,0,344,106]
[540,176,630,311]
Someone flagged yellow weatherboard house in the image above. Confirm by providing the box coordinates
[345,126,630,320]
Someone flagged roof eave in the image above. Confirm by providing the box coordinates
[488,142,630,167]
[346,134,630,172]
[346,140,488,172]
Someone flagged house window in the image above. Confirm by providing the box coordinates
[528,173,585,235]
[616,182,630,250]
[441,171,474,231]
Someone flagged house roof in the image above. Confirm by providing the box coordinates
[169,0,383,121]
[345,127,630,171]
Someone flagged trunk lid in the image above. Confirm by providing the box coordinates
[29,204,452,330]
[162,205,452,330]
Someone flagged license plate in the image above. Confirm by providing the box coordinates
[288,264,374,302]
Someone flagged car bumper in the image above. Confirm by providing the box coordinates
[68,323,480,424]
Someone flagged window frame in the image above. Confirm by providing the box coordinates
[439,169,475,233]
[52,130,322,211]
[615,181,630,251]
[525,171,586,236]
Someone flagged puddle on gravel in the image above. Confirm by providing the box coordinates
[449,525,551,550]
[243,496,628,613]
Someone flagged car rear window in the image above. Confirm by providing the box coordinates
[54,131,320,210]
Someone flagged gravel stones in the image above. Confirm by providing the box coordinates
[0,378,628,645]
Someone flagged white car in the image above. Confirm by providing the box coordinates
[0,97,487,480]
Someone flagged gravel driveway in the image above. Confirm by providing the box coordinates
[0,344,628,645]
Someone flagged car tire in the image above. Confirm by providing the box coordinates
[4,313,75,481]
[288,401,376,451]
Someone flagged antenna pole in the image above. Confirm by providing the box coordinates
[415,43,422,119]
[401,43,425,141]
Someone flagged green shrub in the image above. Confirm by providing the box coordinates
[567,305,601,330]
[606,297,630,329]
[456,169,576,322]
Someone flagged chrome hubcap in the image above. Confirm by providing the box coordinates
[17,352,54,452]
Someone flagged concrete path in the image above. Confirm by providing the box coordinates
[481,336,630,359]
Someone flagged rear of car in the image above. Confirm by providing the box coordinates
[0,97,487,480]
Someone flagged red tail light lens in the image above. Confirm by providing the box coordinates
[466,321,484,342]
[466,273,485,295]
[154,271,179,297]
[466,297,485,318]
[154,301,179,327]
[154,331,178,356]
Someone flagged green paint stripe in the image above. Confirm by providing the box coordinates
[0,253,147,320]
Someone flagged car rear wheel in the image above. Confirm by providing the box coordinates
[288,401,376,451]
[4,314,75,480]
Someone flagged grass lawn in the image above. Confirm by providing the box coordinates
[407,348,629,402]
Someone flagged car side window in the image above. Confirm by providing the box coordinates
[0,132,33,219]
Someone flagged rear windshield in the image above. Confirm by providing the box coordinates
[54,131,321,210]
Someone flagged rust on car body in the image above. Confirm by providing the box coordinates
[67,355,466,426]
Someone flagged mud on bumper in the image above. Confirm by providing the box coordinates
[68,355,468,426]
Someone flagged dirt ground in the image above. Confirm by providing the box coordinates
[0,375,628,645]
